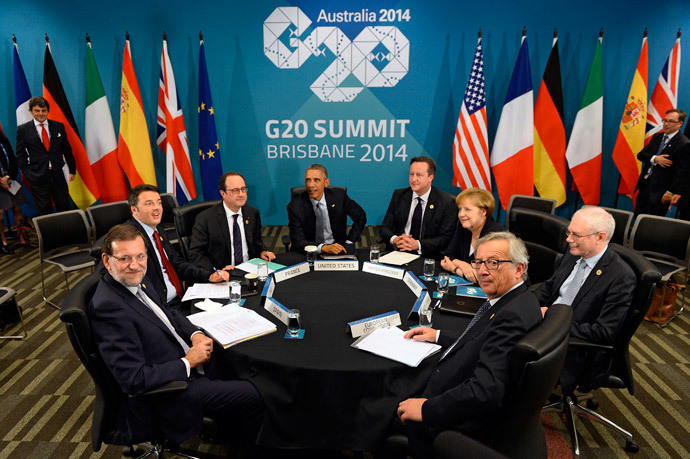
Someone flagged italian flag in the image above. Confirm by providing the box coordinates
[566,35,603,206]
[85,42,128,202]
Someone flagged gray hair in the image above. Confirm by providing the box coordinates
[476,231,529,280]
[574,206,616,243]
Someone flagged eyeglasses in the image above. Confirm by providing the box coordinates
[565,230,599,241]
[224,186,248,195]
[662,119,681,124]
[470,259,513,270]
[109,253,148,265]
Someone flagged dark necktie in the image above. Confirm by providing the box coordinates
[40,123,50,151]
[440,300,491,360]
[232,214,243,265]
[152,230,183,299]
[646,135,669,179]
[315,202,327,245]
[410,197,423,240]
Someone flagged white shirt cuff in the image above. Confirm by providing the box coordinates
[181,358,191,377]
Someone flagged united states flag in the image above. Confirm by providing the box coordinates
[452,37,491,191]
[645,35,680,145]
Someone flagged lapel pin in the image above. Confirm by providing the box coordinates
[142,283,146,289]
[331,204,335,208]
[245,219,249,224]
[57,132,62,137]
[430,204,434,209]
[490,313,495,319]
[596,269,602,276]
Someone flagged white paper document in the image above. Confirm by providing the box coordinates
[352,326,441,367]
[188,305,277,348]
[378,251,420,266]
[181,283,229,302]
[7,180,21,196]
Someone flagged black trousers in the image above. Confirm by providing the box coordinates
[634,178,668,217]
[31,174,71,216]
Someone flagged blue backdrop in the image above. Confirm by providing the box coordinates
[1,0,689,224]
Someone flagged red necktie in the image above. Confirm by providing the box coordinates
[152,230,183,299]
[40,123,50,151]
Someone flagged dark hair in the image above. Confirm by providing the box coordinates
[667,109,687,124]
[127,184,160,207]
[218,171,246,191]
[410,156,436,175]
[29,96,50,111]
[306,164,328,179]
[102,224,147,256]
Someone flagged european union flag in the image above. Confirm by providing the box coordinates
[198,39,223,200]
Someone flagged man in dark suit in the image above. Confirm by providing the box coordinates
[634,109,690,217]
[397,232,541,454]
[535,206,636,393]
[125,185,228,313]
[189,171,275,271]
[287,164,366,254]
[90,224,263,446]
[380,156,457,259]
[15,96,75,215]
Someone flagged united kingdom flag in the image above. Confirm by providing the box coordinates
[645,33,681,145]
[157,37,196,204]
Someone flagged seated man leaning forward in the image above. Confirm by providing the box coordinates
[535,206,636,393]
[189,171,275,272]
[396,232,541,455]
[90,224,264,446]
[287,163,367,255]
[379,156,457,259]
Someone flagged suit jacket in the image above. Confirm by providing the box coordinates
[443,217,505,263]
[287,187,367,253]
[0,136,18,178]
[126,218,211,303]
[379,186,457,259]
[421,284,541,439]
[635,131,690,204]
[188,203,268,270]
[89,272,204,444]
[534,248,636,391]
[15,119,76,186]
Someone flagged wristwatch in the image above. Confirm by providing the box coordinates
[453,267,459,276]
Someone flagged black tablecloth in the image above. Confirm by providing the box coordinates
[221,251,469,450]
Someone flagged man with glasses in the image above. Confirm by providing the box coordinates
[90,224,263,447]
[395,232,541,455]
[634,109,690,217]
[535,206,635,392]
[126,184,227,314]
[189,172,275,272]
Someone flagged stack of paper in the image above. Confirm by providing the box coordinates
[188,306,277,348]
[236,258,286,274]
[378,251,420,266]
[352,327,441,367]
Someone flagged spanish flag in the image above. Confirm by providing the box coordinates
[118,38,157,187]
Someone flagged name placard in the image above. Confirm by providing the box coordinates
[314,260,359,271]
[403,271,426,297]
[362,261,405,280]
[347,311,401,338]
[408,290,431,321]
[273,262,310,283]
[264,297,290,325]
[260,277,275,306]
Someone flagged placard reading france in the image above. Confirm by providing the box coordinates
[263,5,412,164]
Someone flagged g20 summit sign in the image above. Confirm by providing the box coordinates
[262,5,418,166]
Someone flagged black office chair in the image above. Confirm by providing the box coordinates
[505,195,557,230]
[282,186,349,251]
[542,243,661,456]
[629,214,690,326]
[172,200,220,261]
[160,192,180,245]
[60,273,210,459]
[34,210,95,309]
[601,207,633,247]
[508,208,570,254]
[524,241,563,285]
[86,201,132,259]
[385,304,572,459]
[434,430,507,459]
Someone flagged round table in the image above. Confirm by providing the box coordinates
[221,251,469,450]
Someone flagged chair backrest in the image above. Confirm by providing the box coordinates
[601,207,633,247]
[491,304,572,459]
[33,210,93,260]
[524,241,563,285]
[86,201,132,240]
[505,195,556,230]
[630,214,690,266]
[508,208,570,253]
[290,185,348,201]
[59,273,117,452]
[172,200,220,261]
[606,244,661,394]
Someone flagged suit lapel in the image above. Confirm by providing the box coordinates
[571,249,612,309]
[421,187,438,238]
[400,189,413,225]
[242,207,254,250]
[551,255,578,304]
[215,204,233,262]
[324,189,338,232]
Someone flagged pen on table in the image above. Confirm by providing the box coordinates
[213,267,226,280]
[433,299,441,309]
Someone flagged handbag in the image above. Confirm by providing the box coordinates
[644,280,685,325]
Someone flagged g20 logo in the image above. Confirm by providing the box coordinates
[263,7,410,102]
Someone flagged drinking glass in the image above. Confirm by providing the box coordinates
[257,261,269,281]
[370,244,381,263]
[287,309,301,337]
[423,258,435,280]
[229,281,241,304]
[305,245,318,267]
[437,272,450,296]
[419,304,433,328]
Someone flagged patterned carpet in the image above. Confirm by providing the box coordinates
[0,225,688,458]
